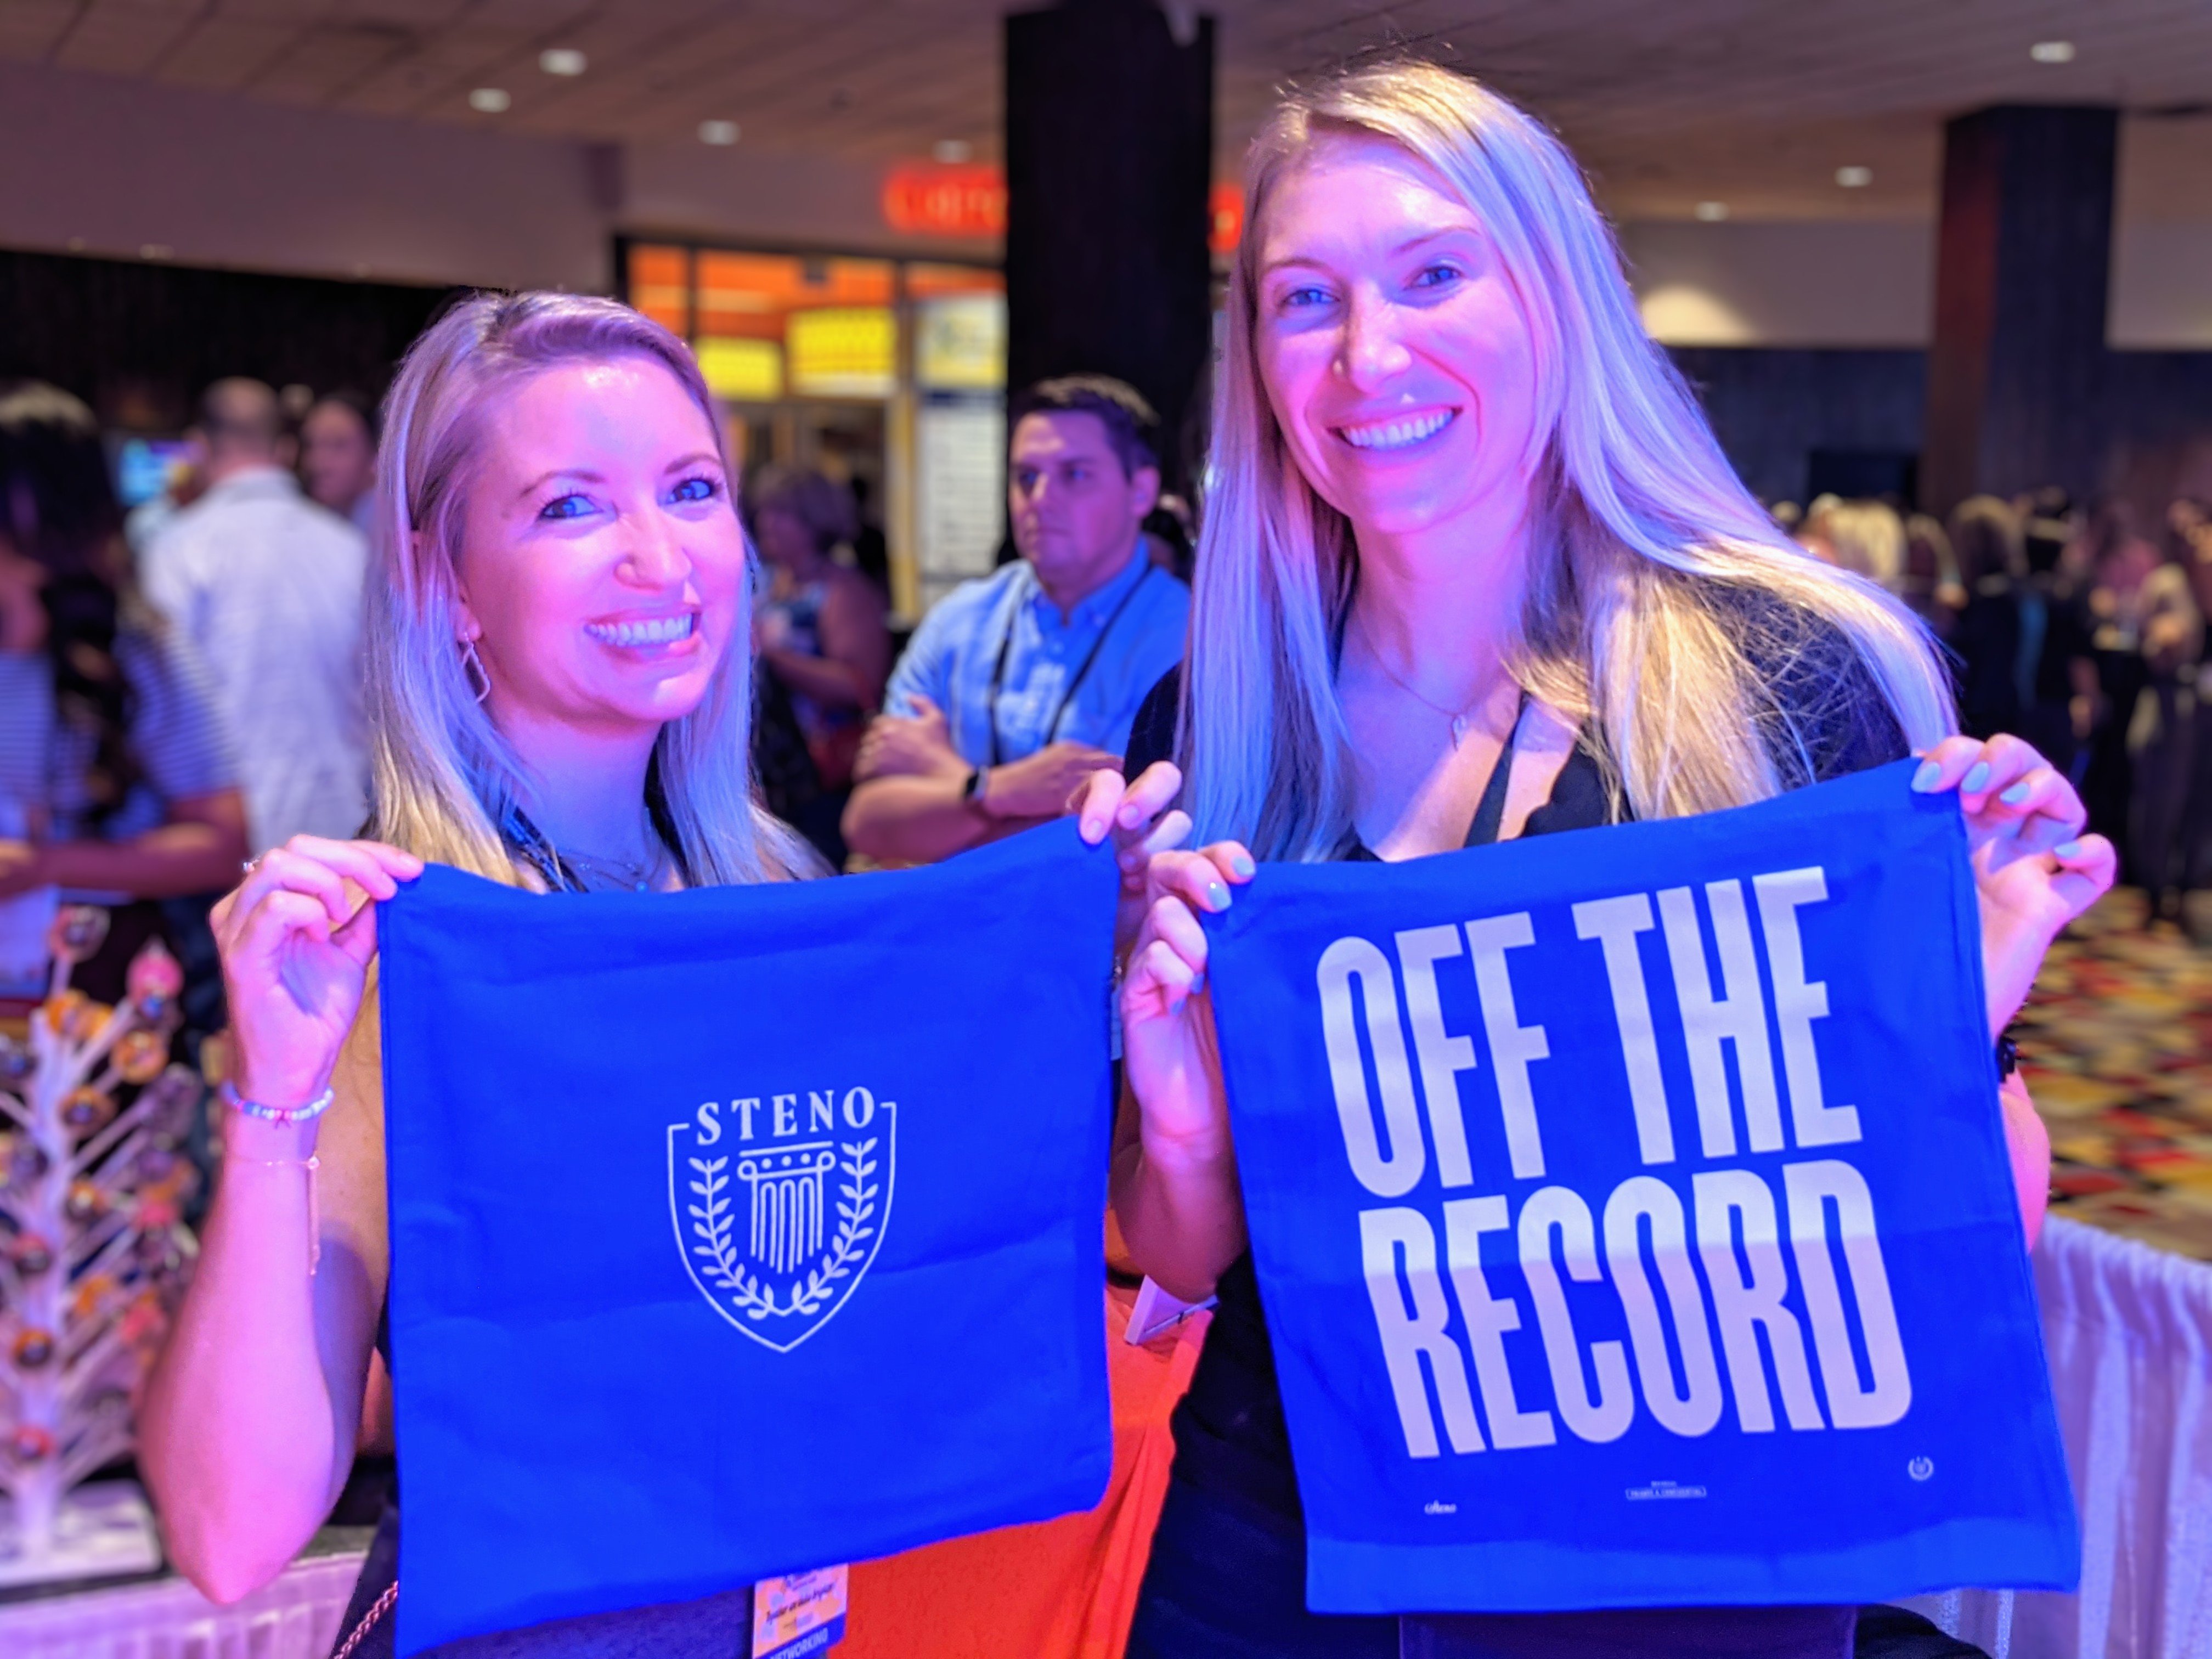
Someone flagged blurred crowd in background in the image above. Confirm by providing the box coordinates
[9,362,2212,1093]
[1784,487,2212,933]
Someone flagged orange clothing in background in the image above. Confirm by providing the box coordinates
[839,1279,1207,1659]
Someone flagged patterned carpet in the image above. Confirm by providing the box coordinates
[2018,890,2212,1260]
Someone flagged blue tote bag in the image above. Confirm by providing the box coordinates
[1205,760,2078,1615]
[377,822,1117,1655]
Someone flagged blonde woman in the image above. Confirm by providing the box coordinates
[1820,498,1908,590]
[1076,64,2114,1658]
[140,294,816,1656]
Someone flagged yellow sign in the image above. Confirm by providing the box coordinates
[788,308,896,399]
[697,337,784,402]
[916,294,1006,391]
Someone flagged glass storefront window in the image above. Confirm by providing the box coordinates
[621,241,1005,626]
[904,264,1008,613]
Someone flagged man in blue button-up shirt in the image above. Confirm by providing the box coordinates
[843,377,1189,865]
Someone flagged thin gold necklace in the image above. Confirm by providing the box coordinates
[1354,620,1509,750]
[558,836,670,893]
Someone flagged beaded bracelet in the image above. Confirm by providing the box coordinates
[218,1079,336,1126]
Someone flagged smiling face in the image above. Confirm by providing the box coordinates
[1252,134,1548,547]
[454,356,743,742]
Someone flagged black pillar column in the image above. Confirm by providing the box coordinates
[1922,104,2118,514]
[1004,0,1213,493]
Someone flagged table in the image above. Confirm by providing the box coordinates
[1911,1216,2212,1658]
[0,1526,369,1658]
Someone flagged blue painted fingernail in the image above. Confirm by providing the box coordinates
[1230,853,1256,878]
[2055,839,2083,859]
[1911,759,1941,792]
[1999,780,2032,805]
[1206,881,1231,911]
[1189,971,1206,995]
[1961,761,1991,794]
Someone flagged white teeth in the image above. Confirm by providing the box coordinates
[1341,409,1454,450]
[586,614,695,648]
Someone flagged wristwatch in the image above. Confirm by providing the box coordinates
[961,766,989,809]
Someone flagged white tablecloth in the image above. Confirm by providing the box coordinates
[1922,1215,2212,1658]
[0,1542,365,1658]
[2,1215,2204,1658]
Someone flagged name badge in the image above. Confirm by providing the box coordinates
[753,1566,847,1659]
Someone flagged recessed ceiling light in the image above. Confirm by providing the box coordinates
[1695,201,1729,221]
[2030,40,2076,64]
[539,48,586,76]
[1836,165,1873,189]
[699,120,740,146]
[932,139,973,164]
[469,87,511,113]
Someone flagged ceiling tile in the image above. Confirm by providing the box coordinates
[5,0,2210,221]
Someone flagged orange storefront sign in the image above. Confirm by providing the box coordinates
[881,163,1245,256]
[1206,182,1244,255]
[882,165,1008,238]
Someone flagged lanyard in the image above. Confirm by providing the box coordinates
[502,804,589,893]
[501,803,688,893]
[985,563,1156,766]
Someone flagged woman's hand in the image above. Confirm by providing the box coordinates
[209,837,422,1105]
[1116,833,1256,1153]
[1911,735,2115,1034]
[1077,761,1256,1148]
[1108,832,1259,1299]
[1077,760,1216,962]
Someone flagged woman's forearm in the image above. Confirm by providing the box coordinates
[2000,1073,2051,1248]
[1110,1125,1247,1303]
[41,819,248,899]
[764,648,876,712]
[139,1120,364,1603]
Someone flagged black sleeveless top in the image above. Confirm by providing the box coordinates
[1120,618,1909,1546]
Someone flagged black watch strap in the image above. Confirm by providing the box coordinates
[961,766,986,804]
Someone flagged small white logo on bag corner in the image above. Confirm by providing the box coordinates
[1908,1457,1934,1482]
[1624,1479,1708,1502]
[1423,1500,1458,1516]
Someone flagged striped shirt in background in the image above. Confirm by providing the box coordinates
[0,627,237,847]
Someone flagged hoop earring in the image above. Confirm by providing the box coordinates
[460,635,492,705]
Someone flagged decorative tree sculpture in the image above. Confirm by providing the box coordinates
[0,905,201,1585]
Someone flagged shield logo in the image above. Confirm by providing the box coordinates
[666,1090,896,1353]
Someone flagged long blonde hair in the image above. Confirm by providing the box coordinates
[1181,63,1953,858]
[364,291,810,886]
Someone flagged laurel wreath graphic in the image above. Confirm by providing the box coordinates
[687,1139,878,1321]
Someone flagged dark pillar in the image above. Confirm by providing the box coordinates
[1922,105,2119,514]
[1004,0,1214,493]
